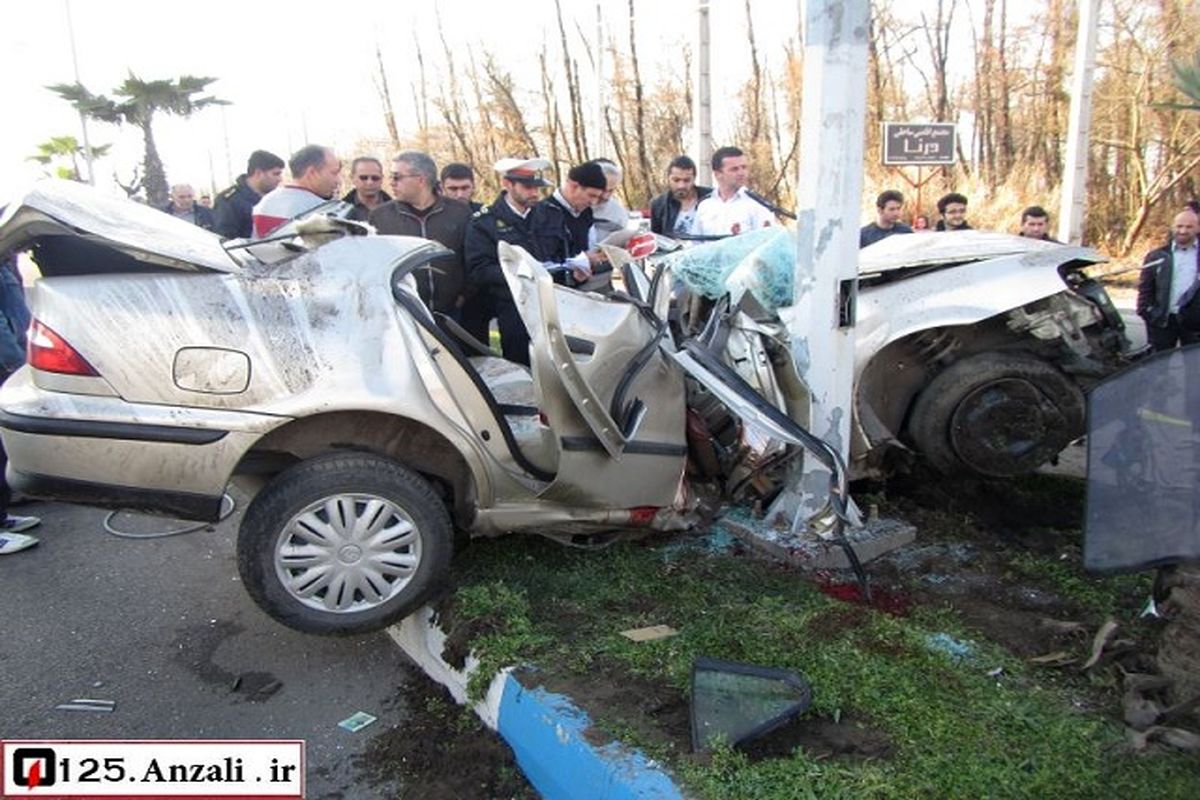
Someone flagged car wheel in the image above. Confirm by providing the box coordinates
[906,352,1085,478]
[237,452,452,635]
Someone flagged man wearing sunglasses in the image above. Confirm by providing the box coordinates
[370,151,472,317]
[342,157,391,221]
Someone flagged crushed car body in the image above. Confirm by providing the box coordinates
[0,181,1130,633]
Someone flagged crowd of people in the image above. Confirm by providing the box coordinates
[160,141,1200,362]
[859,189,1059,247]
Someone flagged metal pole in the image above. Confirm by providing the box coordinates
[64,0,95,185]
[766,0,869,535]
[695,0,713,186]
[1059,0,1099,245]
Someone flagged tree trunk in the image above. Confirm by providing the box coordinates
[141,119,167,207]
[627,0,652,200]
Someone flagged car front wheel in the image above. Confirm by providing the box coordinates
[237,453,452,635]
[906,351,1085,478]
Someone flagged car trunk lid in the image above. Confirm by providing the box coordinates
[0,179,241,274]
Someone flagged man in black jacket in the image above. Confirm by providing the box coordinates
[212,150,285,239]
[370,150,472,316]
[649,155,712,236]
[1137,209,1200,351]
[462,157,551,364]
[528,161,607,287]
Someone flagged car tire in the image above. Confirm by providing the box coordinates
[906,351,1085,478]
[237,452,452,635]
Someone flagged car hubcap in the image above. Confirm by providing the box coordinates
[274,494,421,614]
[949,378,1070,477]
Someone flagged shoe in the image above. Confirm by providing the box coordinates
[0,515,40,533]
[0,532,38,554]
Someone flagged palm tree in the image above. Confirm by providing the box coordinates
[48,74,228,206]
[27,135,110,181]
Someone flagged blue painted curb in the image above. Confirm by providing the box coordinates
[497,675,683,800]
[389,608,685,799]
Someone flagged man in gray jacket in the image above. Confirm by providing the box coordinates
[370,151,472,316]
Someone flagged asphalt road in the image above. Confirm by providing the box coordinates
[0,493,413,799]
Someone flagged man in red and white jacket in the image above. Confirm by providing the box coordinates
[251,145,343,238]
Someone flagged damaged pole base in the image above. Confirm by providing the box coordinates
[718,504,915,571]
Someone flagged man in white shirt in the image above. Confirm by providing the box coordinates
[1137,209,1200,351]
[251,145,343,238]
[694,146,776,237]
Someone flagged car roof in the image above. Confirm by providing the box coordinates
[0,179,240,273]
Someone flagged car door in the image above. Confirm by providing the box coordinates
[497,242,687,508]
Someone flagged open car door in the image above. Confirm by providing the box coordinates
[498,242,687,508]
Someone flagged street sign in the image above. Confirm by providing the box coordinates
[881,122,957,165]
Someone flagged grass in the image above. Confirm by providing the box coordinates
[441,531,1199,800]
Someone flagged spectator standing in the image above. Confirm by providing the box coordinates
[528,161,608,287]
[462,157,551,364]
[213,150,285,239]
[1017,206,1060,242]
[1137,209,1200,352]
[590,158,630,240]
[859,190,913,247]
[370,151,472,316]
[440,163,482,212]
[163,184,216,231]
[198,193,213,208]
[341,157,391,221]
[935,192,971,231]
[252,145,342,238]
[0,251,40,555]
[913,214,931,231]
[649,155,712,236]
[694,146,775,237]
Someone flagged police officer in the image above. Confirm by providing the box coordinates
[528,161,608,288]
[212,150,285,239]
[462,158,551,365]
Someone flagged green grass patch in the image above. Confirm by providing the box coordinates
[442,535,1198,800]
[1007,550,1153,616]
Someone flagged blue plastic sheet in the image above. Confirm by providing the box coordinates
[670,229,797,312]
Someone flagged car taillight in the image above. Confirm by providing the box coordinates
[28,320,99,376]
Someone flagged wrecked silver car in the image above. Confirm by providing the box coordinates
[664,227,1130,479]
[0,182,1127,634]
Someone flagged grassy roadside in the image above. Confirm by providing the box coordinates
[438,480,1198,799]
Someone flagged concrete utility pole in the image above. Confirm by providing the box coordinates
[694,0,713,186]
[1059,0,1100,245]
[767,0,869,536]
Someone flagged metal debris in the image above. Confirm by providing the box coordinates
[56,698,116,713]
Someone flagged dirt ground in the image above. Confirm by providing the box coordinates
[355,676,535,800]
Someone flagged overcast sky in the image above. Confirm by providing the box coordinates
[1,0,811,196]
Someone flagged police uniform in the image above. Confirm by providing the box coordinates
[461,158,551,365]
[528,193,593,283]
[212,175,262,240]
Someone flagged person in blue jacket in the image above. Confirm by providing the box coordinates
[0,249,41,554]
